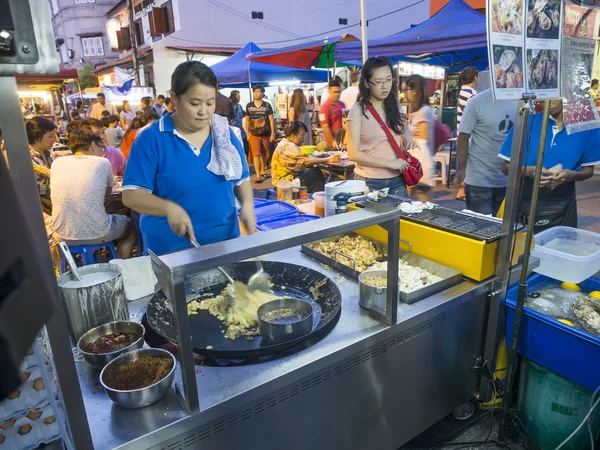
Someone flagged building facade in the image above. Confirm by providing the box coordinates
[95,0,431,96]
[49,0,122,69]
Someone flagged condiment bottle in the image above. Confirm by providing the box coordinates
[299,186,308,201]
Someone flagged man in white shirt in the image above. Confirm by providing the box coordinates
[90,93,117,120]
[152,95,167,118]
[340,70,360,110]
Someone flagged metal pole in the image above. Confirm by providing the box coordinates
[0,76,94,448]
[360,0,368,63]
[481,98,532,404]
[127,0,140,86]
[500,99,551,437]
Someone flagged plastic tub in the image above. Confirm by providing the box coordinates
[253,201,298,223]
[504,274,600,390]
[518,358,600,450]
[531,226,600,284]
[257,215,321,231]
[313,192,325,217]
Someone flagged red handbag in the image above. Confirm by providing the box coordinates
[367,105,423,187]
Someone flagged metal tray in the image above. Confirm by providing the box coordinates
[301,233,463,305]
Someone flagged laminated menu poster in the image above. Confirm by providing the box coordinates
[560,1,600,134]
[488,0,563,100]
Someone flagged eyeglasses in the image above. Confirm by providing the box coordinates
[369,78,394,88]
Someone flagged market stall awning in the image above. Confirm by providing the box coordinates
[210,42,329,88]
[335,0,487,71]
[15,67,79,86]
[247,34,359,69]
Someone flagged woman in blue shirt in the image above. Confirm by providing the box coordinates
[499,99,600,232]
[122,61,255,255]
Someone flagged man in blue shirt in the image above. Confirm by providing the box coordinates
[499,99,600,232]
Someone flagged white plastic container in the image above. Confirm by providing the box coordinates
[531,226,600,284]
[324,180,366,217]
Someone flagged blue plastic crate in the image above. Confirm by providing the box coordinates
[504,274,600,390]
[253,201,298,222]
[257,214,321,231]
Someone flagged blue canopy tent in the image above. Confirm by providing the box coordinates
[335,0,488,72]
[210,42,329,88]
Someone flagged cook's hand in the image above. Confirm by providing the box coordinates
[166,202,194,240]
[387,159,410,173]
[270,134,275,143]
[239,206,257,235]
[455,170,465,186]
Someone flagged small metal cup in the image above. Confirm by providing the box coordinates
[257,299,313,344]
[358,270,394,310]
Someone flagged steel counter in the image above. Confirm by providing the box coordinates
[77,246,493,450]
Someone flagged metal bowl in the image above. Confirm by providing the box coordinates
[77,321,145,370]
[100,348,176,409]
[257,298,313,344]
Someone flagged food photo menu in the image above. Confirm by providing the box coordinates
[488,0,563,100]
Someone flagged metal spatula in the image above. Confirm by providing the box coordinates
[248,260,271,291]
[186,234,235,289]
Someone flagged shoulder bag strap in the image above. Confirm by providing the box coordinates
[366,104,406,161]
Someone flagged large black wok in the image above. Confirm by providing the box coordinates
[145,261,342,359]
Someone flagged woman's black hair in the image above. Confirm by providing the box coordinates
[123,116,147,141]
[405,74,429,110]
[171,61,219,98]
[284,120,308,137]
[357,56,404,135]
[26,116,57,145]
[68,127,103,151]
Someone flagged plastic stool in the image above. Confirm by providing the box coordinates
[59,242,118,274]
[266,188,277,200]
[432,154,448,186]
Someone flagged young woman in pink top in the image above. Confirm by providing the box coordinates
[347,56,416,197]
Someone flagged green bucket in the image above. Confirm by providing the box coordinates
[518,359,600,450]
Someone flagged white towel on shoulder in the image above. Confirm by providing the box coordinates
[207,114,244,181]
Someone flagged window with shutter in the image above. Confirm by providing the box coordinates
[89,38,98,56]
[150,7,166,35]
[148,10,155,36]
[116,30,123,51]
[164,1,175,34]
[74,0,81,4]
[95,37,104,56]
[82,38,91,57]
[120,26,132,50]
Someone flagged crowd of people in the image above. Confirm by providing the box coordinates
[11,56,600,268]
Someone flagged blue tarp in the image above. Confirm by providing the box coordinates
[335,0,488,71]
[210,42,328,88]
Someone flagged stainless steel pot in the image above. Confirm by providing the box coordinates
[358,270,395,310]
[57,263,128,341]
[257,298,313,344]
[77,321,145,370]
[100,348,176,409]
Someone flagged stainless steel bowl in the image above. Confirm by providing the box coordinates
[100,348,176,409]
[77,321,145,370]
[257,298,313,344]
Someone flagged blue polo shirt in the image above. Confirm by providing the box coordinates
[499,113,600,171]
[123,113,249,255]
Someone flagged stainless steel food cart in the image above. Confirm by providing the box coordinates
[58,208,531,450]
